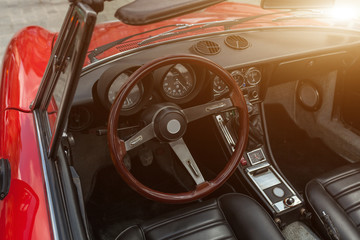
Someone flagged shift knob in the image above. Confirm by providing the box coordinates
[284,197,295,206]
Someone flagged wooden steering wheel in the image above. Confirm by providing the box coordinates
[108,54,249,204]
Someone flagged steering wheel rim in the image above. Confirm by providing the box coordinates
[108,54,249,204]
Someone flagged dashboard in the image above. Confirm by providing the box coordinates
[69,27,360,131]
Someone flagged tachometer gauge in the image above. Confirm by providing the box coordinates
[230,70,245,87]
[246,67,261,85]
[108,72,143,109]
[213,76,228,94]
[162,64,195,99]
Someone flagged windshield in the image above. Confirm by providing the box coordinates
[85,0,360,65]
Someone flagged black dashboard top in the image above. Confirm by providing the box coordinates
[75,27,360,107]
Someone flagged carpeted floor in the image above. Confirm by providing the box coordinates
[264,104,348,193]
[282,221,320,240]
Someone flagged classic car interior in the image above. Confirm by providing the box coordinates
[49,1,360,239]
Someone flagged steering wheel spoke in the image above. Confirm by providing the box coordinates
[183,98,233,123]
[124,123,155,151]
[169,138,205,185]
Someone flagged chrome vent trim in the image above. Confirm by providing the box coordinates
[193,40,220,55]
[224,35,249,50]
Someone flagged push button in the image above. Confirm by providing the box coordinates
[240,157,248,166]
[272,187,285,198]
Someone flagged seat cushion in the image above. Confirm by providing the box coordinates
[306,163,360,240]
[116,193,284,240]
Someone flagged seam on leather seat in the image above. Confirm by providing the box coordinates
[164,220,231,240]
[216,197,237,238]
[217,193,283,239]
[322,169,360,186]
[144,203,218,232]
[306,180,360,235]
[218,193,277,221]
[306,181,347,223]
[346,204,360,214]
[218,193,266,211]
[115,225,145,240]
[331,182,360,199]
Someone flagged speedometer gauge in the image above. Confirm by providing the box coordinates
[162,64,195,99]
[108,72,143,109]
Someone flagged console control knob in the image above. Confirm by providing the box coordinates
[284,197,295,206]
[251,90,259,99]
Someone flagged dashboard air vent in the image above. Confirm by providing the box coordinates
[224,35,249,50]
[193,40,220,55]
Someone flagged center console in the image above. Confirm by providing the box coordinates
[214,99,303,215]
[245,148,302,213]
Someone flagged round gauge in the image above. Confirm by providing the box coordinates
[213,76,228,94]
[162,64,195,99]
[108,72,144,109]
[246,67,262,85]
[230,70,245,87]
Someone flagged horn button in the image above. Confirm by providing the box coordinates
[154,107,187,142]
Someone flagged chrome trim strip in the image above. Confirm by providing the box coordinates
[215,115,235,152]
[246,162,270,172]
[206,103,227,111]
[33,112,60,240]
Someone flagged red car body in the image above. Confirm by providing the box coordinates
[0,1,346,239]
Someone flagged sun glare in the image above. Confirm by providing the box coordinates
[328,5,357,21]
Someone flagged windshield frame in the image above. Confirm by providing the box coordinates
[86,0,360,66]
[32,2,97,158]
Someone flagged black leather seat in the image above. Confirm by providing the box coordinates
[116,193,284,240]
[306,163,360,240]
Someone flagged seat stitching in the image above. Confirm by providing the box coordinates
[322,169,360,187]
[332,183,360,199]
[139,225,146,240]
[307,181,360,231]
[216,197,238,239]
[213,237,235,240]
[144,203,219,232]
[165,220,231,240]
[115,225,145,240]
[219,193,279,223]
[346,204,360,214]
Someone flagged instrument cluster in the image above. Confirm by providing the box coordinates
[97,63,202,116]
[97,64,262,116]
[213,67,262,95]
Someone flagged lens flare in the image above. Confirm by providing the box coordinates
[329,5,357,20]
